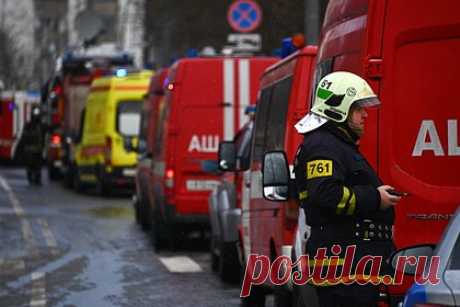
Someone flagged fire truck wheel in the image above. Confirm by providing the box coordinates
[133,197,142,226]
[48,165,60,180]
[137,198,152,231]
[219,241,240,283]
[150,212,167,251]
[210,236,219,272]
[63,165,75,188]
[95,175,111,197]
[73,171,84,193]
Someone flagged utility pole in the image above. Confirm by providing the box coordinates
[0,0,6,30]
[305,0,328,45]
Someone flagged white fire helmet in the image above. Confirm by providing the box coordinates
[295,71,380,134]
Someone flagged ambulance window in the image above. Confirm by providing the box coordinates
[117,101,142,136]
[252,88,272,162]
[265,77,292,151]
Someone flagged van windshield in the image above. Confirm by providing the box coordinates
[117,100,142,136]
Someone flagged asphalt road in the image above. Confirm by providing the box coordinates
[0,166,273,307]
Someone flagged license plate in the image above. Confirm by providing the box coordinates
[186,180,219,191]
[123,168,136,177]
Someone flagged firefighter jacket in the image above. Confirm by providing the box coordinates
[294,122,395,283]
[17,121,45,162]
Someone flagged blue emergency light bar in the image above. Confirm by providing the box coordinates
[116,69,128,77]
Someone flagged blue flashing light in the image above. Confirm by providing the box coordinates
[245,105,256,115]
[186,48,199,58]
[116,69,128,77]
[281,37,296,58]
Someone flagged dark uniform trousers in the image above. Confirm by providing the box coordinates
[294,123,395,307]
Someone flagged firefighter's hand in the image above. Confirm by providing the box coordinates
[377,185,401,210]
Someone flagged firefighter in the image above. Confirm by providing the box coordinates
[19,106,45,185]
[293,71,401,307]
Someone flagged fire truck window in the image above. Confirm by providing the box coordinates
[139,110,149,144]
[311,58,333,107]
[154,98,168,156]
[235,122,253,170]
[265,77,292,151]
[448,233,460,270]
[252,88,272,162]
[116,101,142,137]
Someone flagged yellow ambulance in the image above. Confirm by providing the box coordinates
[75,69,153,195]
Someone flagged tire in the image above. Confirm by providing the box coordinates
[136,197,151,231]
[150,211,167,251]
[133,197,142,225]
[48,165,60,180]
[73,170,84,193]
[219,241,240,283]
[210,236,219,272]
[95,172,111,197]
[63,165,74,188]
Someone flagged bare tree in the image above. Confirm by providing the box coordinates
[0,28,19,88]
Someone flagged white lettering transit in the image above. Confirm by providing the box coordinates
[412,120,460,157]
[188,135,219,153]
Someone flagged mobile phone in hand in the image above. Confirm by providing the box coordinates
[387,189,409,197]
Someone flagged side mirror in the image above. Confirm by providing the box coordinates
[389,244,435,275]
[218,141,236,171]
[263,151,290,201]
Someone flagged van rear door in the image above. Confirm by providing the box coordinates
[379,0,460,247]
[177,104,222,192]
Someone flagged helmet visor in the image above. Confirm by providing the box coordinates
[354,96,381,108]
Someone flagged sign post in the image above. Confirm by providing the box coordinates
[226,0,263,53]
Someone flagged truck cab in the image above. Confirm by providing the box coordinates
[139,56,277,249]
[264,1,460,306]
[242,45,317,305]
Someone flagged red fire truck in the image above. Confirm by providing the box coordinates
[135,68,168,228]
[230,45,317,305]
[44,51,134,182]
[135,56,277,249]
[261,0,460,306]
[0,91,40,161]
